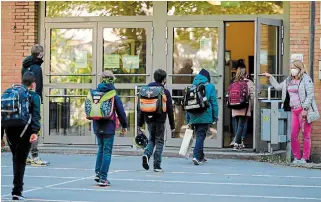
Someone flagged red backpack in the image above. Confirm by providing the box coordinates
[227,80,249,109]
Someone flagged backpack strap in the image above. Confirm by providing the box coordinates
[20,114,32,138]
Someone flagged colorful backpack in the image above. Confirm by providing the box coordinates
[1,84,32,136]
[227,80,249,109]
[85,89,117,120]
[138,86,167,114]
[183,83,209,113]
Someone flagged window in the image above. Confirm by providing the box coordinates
[46,1,153,17]
[168,1,283,16]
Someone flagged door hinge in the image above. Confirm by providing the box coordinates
[281,42,284,56]
[165,27,168,39]
[165,42,168,55]
[281,25,284,39]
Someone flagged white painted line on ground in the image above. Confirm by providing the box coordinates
[1,198,94,202]
[47,187,321,201]
[108,178,321,189]
[1,187,43,198]
[2,175,81,179]
[1,185,41,189]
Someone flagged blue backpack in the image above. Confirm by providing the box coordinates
[1,84,32,137]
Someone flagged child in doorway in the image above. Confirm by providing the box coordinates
[93,71,128,186]
[138,69,175,172]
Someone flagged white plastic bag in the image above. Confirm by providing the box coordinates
[179,128,194,159]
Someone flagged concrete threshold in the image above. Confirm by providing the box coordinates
[2,144,286,162]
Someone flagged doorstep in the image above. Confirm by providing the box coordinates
[2,144,286,162]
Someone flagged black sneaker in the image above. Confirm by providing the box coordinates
[98,179,111,187]
[94,173,100,182]
[142,155,149,170]
[192,158,200,165]
[233,144,242,151]
[200,158,208,163]
[154,166,163,172]
[12,195,26,200]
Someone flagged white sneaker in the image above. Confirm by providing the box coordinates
[292,158,300,164]
[230,137,236,146]
[299,158,307,164]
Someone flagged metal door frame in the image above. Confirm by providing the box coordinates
[165,21,224,148]
[97,22,154,145]
[253,17,283,151]
[43,22,98,144]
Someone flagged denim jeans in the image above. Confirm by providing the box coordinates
[193,124,209,160]
[232,117,248,139]
[95,134,114,181]
[144,122,165,168]
[234,116,248,144]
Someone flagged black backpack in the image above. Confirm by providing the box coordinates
[182,83,209,113]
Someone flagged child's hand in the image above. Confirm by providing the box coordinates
[30,134,38,143]
[121,128,127,135]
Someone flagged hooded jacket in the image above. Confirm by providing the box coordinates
[21,56,44,102]
[138,82,175,130]
[186,70,219,124]
[92,83,128,135]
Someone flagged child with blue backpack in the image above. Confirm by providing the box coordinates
[87,71,128,187]
[1,72,41,200]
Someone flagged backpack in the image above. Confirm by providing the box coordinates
[138,86,167,114]
[227,80,249,109]
[183,83,209,113]
[85,89,117,120]
[1,84,32,137]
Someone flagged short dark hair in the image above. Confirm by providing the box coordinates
[153,69,167,83]
[31,44,44,57]
[22,72,36,87]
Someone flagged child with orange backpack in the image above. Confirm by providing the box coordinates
[138,69,175,172]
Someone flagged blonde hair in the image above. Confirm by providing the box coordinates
[291,60,307,79]
[101,70,115,83]
[234,68,245,81]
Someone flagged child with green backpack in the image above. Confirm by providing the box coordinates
[85,71,128,187]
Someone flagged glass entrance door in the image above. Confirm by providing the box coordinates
[253,18,283,151]
[43,23,97,144]
[165,21,224,148]
[43,22,153,145]
[97,22,153,146]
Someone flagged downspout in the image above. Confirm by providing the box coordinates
[309,1,316,81]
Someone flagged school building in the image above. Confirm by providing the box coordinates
[1,1,321,162]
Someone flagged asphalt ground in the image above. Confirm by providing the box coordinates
[1,152,321,202]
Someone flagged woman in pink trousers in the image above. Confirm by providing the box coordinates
[263,60,320,164]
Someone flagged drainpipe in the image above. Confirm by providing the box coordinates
[309,1,316,81]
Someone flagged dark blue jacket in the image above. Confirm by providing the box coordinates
[138,82,175,130]
[92,83,128,135]
[21,56,44,102]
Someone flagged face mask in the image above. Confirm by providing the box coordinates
[291,69,299,76]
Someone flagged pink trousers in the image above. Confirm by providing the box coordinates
[291,107,312,160]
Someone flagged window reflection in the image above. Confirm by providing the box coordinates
[50,29,93,83]
[168,1,283,15]
[172,27,219,84]
[103,28,147,83]
[46,1,153,17]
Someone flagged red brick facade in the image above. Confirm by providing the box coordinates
[290,1,321,162]
[1,1,321,161]
[1,1,38,92]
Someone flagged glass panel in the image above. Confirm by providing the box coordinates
[48,89,90,136]
[172,27,219,84]
[172,89,217,140]
[116,89,136,138]
[259,24,278,102]
[168,1,283,15]
[50,28,93,83]
[46,1,153,17]
[103,28,147,83]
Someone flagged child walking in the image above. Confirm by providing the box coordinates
[138,69,175,172]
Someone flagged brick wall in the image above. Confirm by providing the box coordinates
[290,1,321,162]
[1,1,38,92]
